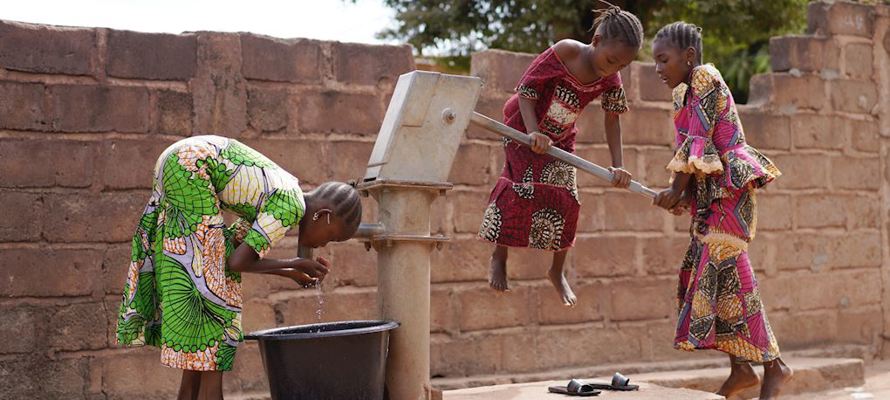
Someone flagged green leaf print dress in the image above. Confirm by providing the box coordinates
[117,135,305,371]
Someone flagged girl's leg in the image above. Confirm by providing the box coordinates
[716,355,759,397]
[198,371,224,400]
[547,249,576,306]
[760,357,793,399]
[489,245,510,291]
[177,370,201,400]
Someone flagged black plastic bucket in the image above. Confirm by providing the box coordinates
[245,320,399,400]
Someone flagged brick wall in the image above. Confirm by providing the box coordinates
[0,1,888,398]
[0,21,414,399]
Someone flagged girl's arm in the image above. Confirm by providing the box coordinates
[655,172,692,209]
[227,243,329,278]
[668,173,695,215]
[518,97,551,154]
[518,97,539,133]
[604,112,631,188]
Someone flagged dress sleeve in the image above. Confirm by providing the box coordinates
[600,72,628,114]
[666,66,726,175]
[514,48,560,100]
[242,189,304,258]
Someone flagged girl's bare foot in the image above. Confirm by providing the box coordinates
[547,268,577,306]
[489,256,509,292]
[760,358,793,399]
[717,361,759,398]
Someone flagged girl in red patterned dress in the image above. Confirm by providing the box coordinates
[478,4,643,306]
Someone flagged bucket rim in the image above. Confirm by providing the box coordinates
[244,320,400,341]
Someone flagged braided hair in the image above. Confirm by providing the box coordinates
[591,0,644,49]
[654,21,703,64]
[311,181,362,234]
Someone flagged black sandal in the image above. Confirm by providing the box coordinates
[588,372,639,391]
[548,379,601,396]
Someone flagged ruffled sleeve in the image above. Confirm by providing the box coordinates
[666,65,726,176]
[723,145,782,191]
[667,135,723,174]
[514,48,561,100]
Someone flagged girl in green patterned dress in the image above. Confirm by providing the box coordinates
[116,135,363,400]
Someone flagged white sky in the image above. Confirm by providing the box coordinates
[0,0,397,45]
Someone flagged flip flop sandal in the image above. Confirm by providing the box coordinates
[548,379,601,396]
[588,372,640,391]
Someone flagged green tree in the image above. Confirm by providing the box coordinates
[368,0,809,102]
[372,1,662,55]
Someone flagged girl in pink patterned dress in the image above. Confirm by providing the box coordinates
[479,4,643,306]
[651,22,792,399]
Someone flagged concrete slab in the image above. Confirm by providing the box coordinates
[444,381,724,400]
[443,357,864,400]
[783,360,890,400]
[635,357,864,398]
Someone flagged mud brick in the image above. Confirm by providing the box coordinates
[298,90,384,135]
[48,84,150,133]
[830,155,880,190]
[457,285,532,331]
[43,192,146,243]
[332,42,414,86]
[470,49,535,94]
[769,35,839,72]
[47,302,108,351]
[241,34,322,83]
[830,79,878,114]
[791,114,845,150]
[153,89,192,135]
[0,81,47,130]
[0,139,95,188]
[100,139,173,189]
[193,32,248,136]
[0,247,103,297]
[808,0,876,38]
[572,236,638,278]
[636,63,673,102]
[608,277,675,321]
[0,191,44,241]
[107,30,196,80]
[736,108,791,150]
[247,87,289,132]
[0,20,96,75]
[843,42,873,79]
[448,143,493,186]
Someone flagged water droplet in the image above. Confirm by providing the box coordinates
[315,282,324,322]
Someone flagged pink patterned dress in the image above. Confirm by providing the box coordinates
[668,65,783,362]
[479,47,628,251]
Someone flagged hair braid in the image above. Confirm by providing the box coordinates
[591,0,644,49]
[655,21,703,64]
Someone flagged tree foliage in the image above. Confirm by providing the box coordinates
[372,1,662,55]
[364,0,810,102]
[649,0,808,102]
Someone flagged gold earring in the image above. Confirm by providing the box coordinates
[687,61,692,66]
[312,210,332,224]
